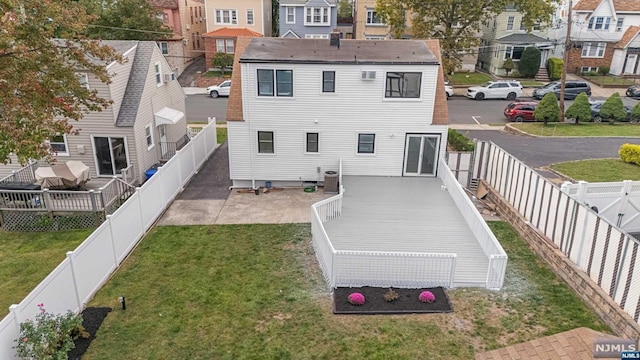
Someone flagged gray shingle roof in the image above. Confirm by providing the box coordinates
[240,38,439,65]
[116,41,154,127]
[497,33,551,44]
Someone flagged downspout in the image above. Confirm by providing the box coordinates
[245,62,257,191]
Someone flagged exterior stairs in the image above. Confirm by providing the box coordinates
[535,67,550,82]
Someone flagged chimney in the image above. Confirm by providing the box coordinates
[330,32,340,49]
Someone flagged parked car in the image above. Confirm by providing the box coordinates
[466,80,522,100]
[590,101,634,122]
[444,83,454,99]
[206,80,231,98]
[503,101,538,122]
[626,85,640,98]
[532,80,591,100]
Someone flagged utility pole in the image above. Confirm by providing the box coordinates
[559,0,573,120]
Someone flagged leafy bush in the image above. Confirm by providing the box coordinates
[347,293,365,305]
[14,304,87,360]
[419,291,436,303]
[510,70,521,78]
[564,92,592,124]
[619,144,640,165]
[519,47,541,78]
[383,288,399,302]
[598,66,610,75]
[447,129,474,151]
[547,58,563,81]
[211,53,234,75]
[502,58,515,76]
[630,102,640,123]
[600,93,627,123]
[534,93,560,125]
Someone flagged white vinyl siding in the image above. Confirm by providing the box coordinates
[229,62,443,183]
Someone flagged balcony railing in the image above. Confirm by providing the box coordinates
[159,134,190,161]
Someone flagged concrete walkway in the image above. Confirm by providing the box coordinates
[157,142,331,225]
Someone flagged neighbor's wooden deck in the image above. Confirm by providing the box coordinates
[323,176,490,287]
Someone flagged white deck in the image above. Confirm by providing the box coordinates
[323,176,490,286]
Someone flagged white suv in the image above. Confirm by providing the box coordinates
[466,80,522,100]
[207,80,231,98]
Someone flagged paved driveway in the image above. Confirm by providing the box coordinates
[466,130,640,169]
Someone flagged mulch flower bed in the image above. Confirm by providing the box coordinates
[333,286,453,315]
[67,307,112,360]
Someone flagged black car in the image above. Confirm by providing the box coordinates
[627,85,640,98]
[532,80,592,100]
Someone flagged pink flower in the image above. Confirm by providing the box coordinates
[419,291,436,303]
[37,303,43,307]
[22,337,28,342]
[347,292,365,305]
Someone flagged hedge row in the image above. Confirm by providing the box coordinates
[447,129,474,151]
[547,58,563,81]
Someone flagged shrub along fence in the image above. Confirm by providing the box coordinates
[0,122,218,358]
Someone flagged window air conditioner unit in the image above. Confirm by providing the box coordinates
[163,73,176,82]
[361,71,376,80]
[186,24,191,30]
[182,39,188,45]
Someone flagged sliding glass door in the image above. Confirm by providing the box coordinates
[93,136,128,176]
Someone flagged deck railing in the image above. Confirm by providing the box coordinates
[0,161,38,185]
[311,159,459,289]
[120,164,135,185]
[159,134,190,161]
[439,158,508,290]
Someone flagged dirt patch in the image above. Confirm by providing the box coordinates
[67,307,112,360]
[333,287,452,314]
[195,75,231,88]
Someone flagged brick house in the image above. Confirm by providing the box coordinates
[202,27,262,71]
[150,0,206,76]
[569,0,640,75]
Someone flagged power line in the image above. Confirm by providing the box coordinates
[87,24,174,35]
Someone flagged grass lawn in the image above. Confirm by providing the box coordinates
[580,75,637,86]
[82,222,609,359]
[203,71,232,79]
[217,126,227,144]
[511,122,640,137]
[0,229,92,317]
[447,72,492,85]
[551,159,640,182]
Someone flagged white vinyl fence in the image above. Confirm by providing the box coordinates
[561,180,640,234]
[475,141,640,325]
[0,123,217,358]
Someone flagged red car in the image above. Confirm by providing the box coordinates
[503,101,538,122]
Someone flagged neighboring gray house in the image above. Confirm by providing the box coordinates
[0,40,188,185]
[280,0,338,39]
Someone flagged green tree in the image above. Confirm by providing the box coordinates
[519,47,541,78]
[338,0,353,19]
[376,0,558,74]
[534,93,560,126]
[84,0,172,40]
[212,53,234,75]
[0,0,122,165]
[599,93,627,123]
[502,58,515,77]
[564,92,591,125]
[631,102,640,123]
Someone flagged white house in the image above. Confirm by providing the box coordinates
[225,36,450,189]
